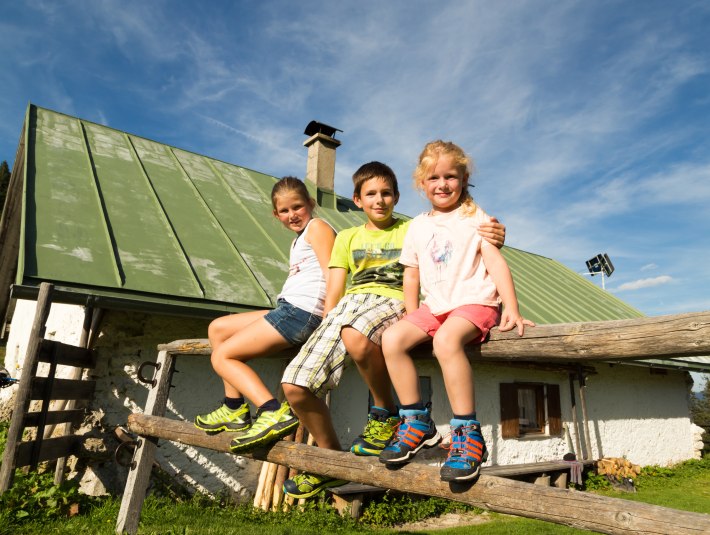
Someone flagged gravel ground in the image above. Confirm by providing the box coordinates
[394,511,493,532]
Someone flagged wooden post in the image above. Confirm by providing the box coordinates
[126,415,710,535]
[0,283,53,493]
[578,366,593,460]
[53,306,103,485]
[568,372,582,459]
[115,350,176,535]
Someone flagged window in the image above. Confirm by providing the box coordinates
[500,382,561,438]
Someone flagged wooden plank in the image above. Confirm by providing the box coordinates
[156,311,710,362]
[0,282,53,493]
[116,350,176,535]
[55,306,103,485]
[30,377,96,401]
[15,435,81,468]
[482,460,594,477]
[23,409,84,428]
[38,339,97,369]
[329,482,383,495]
[127,414,710,535]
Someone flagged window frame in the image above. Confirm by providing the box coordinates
[500,382,562,439]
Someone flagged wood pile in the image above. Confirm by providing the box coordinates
[596,457,641,480]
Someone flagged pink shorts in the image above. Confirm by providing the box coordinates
[404,303,501,344]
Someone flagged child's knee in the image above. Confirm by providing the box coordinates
[207,318,226,345]
[381,328,397,357]
[432,333,459,359]
[342,327,377,362]
[283,382,308,407]
[209,349,226,372]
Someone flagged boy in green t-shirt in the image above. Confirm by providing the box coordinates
[275,161,505,498]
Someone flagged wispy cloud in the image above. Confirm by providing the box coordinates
[614,276,674,292]
[2,1,709,316]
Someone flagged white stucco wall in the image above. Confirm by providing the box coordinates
[2,299,699,499]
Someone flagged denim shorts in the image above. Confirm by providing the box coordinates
[264,298,322,346]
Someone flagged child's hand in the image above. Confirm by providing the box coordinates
[498,308,535,337]
[479,217,506,248]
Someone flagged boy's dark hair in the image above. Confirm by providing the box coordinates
[352,161,399,198]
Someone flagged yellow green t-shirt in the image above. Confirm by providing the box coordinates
[328,218,410,301]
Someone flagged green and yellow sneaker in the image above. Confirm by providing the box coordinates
[282,472,346,499]
[194,403,251,434]
[350,408,399,456]
[230,401,299,453]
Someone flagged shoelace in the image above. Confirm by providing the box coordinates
[447,425,484,462]
[362,417,389,438]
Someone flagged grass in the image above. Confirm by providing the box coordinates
[593,459,710,512]
[2,457,709,534]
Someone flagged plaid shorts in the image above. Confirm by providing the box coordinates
[281,292,405,398]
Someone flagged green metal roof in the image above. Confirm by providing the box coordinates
[502,247,643,324]
[11,105,369,315]
[9,104,645,325]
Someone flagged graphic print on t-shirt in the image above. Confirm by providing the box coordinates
[426,233,453,282]
[350,242,403,290]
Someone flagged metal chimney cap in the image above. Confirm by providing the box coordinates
[304,120,343,139]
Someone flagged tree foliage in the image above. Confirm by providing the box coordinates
[0,160,10,213]
[691,377,710,425]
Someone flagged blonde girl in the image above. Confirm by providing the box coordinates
[379,141,532,481]
[195,176,336,453]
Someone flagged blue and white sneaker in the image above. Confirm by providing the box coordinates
[440,419,488,482]
[379,405,441,465]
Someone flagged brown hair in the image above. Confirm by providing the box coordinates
[352,161,399,198]
[271,176,315,210]
[414,140,477,216]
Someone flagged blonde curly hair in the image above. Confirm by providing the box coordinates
[413,140,477,216]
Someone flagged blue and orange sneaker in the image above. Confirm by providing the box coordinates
[379,405,441,465]
[440,419,488,481]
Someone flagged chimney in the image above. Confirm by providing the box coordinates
[303,121,342,208]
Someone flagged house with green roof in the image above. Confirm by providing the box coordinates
[0,104,706,498]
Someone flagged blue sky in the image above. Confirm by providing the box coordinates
[2,1,709,324]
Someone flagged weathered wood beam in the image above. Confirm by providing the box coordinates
[128,414,710,535]
[158,311,710,362]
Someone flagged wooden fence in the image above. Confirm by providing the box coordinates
[115,311,710,535]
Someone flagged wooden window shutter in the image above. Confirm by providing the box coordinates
[500,383,519,439]
[547,384,562,436]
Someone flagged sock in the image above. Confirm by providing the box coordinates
[401,402,426,411]
[369,405,392,421]
[259,398,281,412]
[224,396,245,410]
[453,412,477,422]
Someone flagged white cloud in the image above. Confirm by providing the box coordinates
[641,263,657,271]
[614,276,673,292]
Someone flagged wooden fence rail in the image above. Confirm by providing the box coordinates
[128,414,710,535]
[158,311,710,362]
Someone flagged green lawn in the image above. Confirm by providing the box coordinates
[2,458,709,535]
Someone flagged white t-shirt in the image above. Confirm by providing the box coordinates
[278,218,331,316]
[399,205,500,315]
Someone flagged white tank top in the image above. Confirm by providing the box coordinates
[278,218,331,316]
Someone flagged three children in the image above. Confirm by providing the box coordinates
[197,141,522,496]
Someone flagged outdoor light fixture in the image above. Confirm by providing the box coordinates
[584,253,615,290]
[586,253,615,277]
[304,120,342,139]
